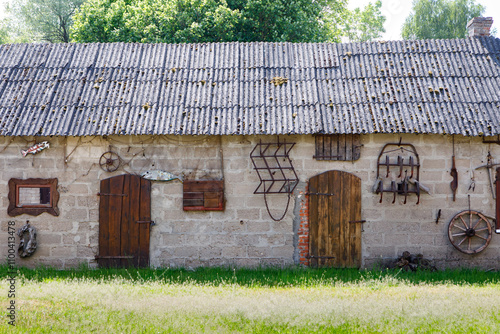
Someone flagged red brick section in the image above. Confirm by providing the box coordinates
[298,186,310,266]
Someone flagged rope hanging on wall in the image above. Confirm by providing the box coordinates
[17,222,37,258]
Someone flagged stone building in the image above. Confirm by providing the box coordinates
[1,18,499,270]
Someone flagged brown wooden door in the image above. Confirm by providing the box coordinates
[309,170,362,268]
[97,174,152,268]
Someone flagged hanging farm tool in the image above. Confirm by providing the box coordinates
[474,152,500,199]
[450,136,458,201]
[496,167,500,233]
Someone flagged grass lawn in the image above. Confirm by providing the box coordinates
[1,266,500,333]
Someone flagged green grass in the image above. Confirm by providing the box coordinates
[1,265,500,333]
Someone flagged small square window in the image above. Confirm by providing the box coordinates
[8,178,60,216]
[314,134,361,161]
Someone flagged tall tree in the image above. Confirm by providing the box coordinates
[71,0,355,43]
[4,0,83,43]
[343,0,385,42]
[402,0,484,40]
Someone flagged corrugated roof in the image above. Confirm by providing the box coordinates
[0,38,499,137]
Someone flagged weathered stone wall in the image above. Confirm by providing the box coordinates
[0,133,499,269]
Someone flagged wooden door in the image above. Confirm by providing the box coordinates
[97,174,152,268]
[309,170,362,268]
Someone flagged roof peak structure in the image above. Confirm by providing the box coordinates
[0,37,499,137]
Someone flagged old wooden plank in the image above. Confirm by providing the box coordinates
[204,192,220,208]
[120,174,131,268]
[350,174,362,268]
[340,172,351,267]
[108,175,124,267]
[184,180,223,193]
[98,178,110,268]
[317,171,330,267]
[308,175,319,267]
[315,135,323,160]
[139,177,152,267]
[327,171,340,267]
[129,175,141,267]
[497,168,500,232]
[352,134,361,161]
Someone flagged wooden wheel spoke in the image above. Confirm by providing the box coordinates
[474,235,489,241]
[457,236,468,246]
[459,216,468,229]
[451,232,466,237]
[472,218,484,230]
[452,225,466,231]
[468,238,471,251]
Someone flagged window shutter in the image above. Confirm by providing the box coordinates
[183,180,224,211]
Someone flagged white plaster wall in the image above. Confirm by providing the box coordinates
[0,133,499,269]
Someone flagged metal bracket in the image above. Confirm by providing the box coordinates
[137,220,155,225]
[97,193,127,197]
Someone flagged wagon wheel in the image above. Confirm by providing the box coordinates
[99,151,121,172]
[448,210,492,254]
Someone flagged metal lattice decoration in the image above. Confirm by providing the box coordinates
[250,137,298,221]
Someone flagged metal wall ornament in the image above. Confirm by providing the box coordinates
[373,141,428,204]
[99,151,121,172]
[18,222,37,258]
[250,137,298,221]
[21,141,50,157]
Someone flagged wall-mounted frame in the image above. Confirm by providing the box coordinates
[8,178,60,216]
[314,134,361,161]
[183,180,224,211]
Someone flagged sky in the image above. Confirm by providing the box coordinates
[0,0,498,40]
[348,0,500,40]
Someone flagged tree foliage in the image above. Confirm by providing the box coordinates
[71,0,355,43]
[343,0,385,42]
[2,0,83,43]
[402,0,484,40]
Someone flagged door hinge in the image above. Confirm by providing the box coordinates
[137,220,155,225]
[97,192,127,197]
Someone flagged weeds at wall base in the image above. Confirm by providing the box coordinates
[1,263,499,286]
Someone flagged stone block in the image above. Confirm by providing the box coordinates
[409,234,435,246]
[383,233,409,245]
[198,246,223,258]
[67,183,90,195]
[235,234,260,246]
[62,233,87,245]
[231,258,260,268]
[222,246,247,258]
[38,233,62,245]
[236,208,261,221]
[248,246,272,258]
[76,245,96,258]
[271,245,294,258]
[63,208,88,220]
[246,221,271,233]
[161,233,184,246]
[173,246,200,258]
[184,234,211,246]
[50,246,76,258]
[211,234,235,246]
[259,258,285,268]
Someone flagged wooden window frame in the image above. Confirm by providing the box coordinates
[314,134,361,161]
[8,178,60,216]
